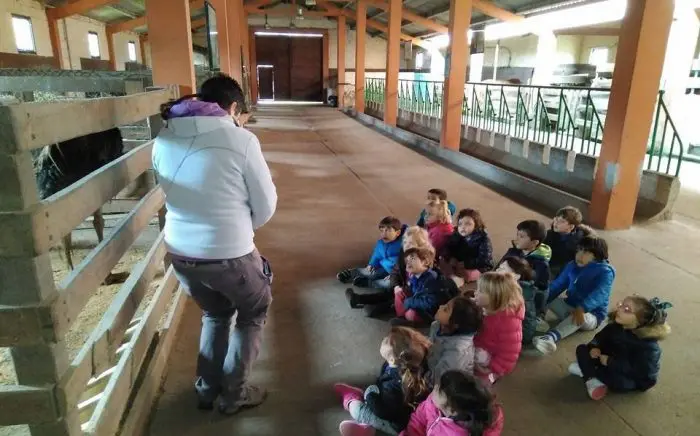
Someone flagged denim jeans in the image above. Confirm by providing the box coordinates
[348,400,399,435]
[171,250,272,408]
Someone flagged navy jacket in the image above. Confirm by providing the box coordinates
[498,243,552,291]
[441,230,494,272]
[369,225,407,274]
[417,201,457,228]
[548,260,615,323]
[588,321,670,391]
[403,269,459,321]
[364,363,414,430]
[543,226,591,271]
[520,280,538,344]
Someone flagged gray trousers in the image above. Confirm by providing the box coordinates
[171,250,272,407]
[348,401,398,435]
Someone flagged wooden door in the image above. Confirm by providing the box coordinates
[258,68,274,99]
[290,37,323,101]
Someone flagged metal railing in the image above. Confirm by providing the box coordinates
[363,78,685,176]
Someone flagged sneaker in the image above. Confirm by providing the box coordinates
[585,378,608,400]
[535,317,550,333]
[339,420,376,436]
[218,385,267,415]
[568,362,583,377]
[333,383,364,410]
[532,335,557,355]
[345,288,359,308]
[337,270,355,284]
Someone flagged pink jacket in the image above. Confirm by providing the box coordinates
[401,394,504,436]
[427,222,454,254]
[473,305,524,377]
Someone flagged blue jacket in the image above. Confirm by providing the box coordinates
[547,260,615,323]
[403,269,458,320]
[369,225,407,274]
[417,201,457,227]
[588,321,670,392]
[364,362,422,431]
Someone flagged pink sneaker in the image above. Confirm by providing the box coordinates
[333,383,364,410]
[585,378,608,400]
[339,420,375,436]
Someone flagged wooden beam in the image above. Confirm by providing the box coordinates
[46,15,65,69]
[337,15,347,108]
[473,0,523,22]
[385,0,401,126]
[365,0,448,33]
[107,16,146,34]
[355,0,367,113]
[192,17,207,30]
[0,385,58,426]
[106,29,117,70]
[47,0,121,20]
[245,6,339,17]
[247,0,276,9]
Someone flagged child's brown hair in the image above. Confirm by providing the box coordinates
[428,188,448,201]
[456,208,486,231]
[500,256,535,282]
[379,216,402,231]
[555,206,583,226]
[404,246,436,267]
[478,271,524,313]
[385,326,432,407]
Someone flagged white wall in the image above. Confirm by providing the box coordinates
[1,0,143,70]
[577,35,618,64]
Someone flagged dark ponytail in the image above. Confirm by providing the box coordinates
[160,73,246,121]
[438,370,495,436]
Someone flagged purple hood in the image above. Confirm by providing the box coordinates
[168,99,229,118]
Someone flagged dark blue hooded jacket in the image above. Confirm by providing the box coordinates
[588,321,670,392]
[369,225,407,274]
[548,260,615,323]
[403,269,458,320]
[441,229,494,272]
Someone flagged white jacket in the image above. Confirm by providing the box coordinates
[152,115,277,259]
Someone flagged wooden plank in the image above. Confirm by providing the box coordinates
[83,268,180,436]
[0,141,154,258]
[118,290,187,436]
[0,385,58,426]
[51,186,165,340]
[0,87,176,153]
[0,150,40,211]
[107,16,147,34]
[473,0,524,22]
[60,234,166,410]
[47,0,121,20]
[0,254,56,306]
[0,305,54,346]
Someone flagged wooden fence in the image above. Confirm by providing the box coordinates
[0,87,187,435]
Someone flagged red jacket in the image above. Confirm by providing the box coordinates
[401,393,504,436]
[427,222,454,254]
[474,305,524,377]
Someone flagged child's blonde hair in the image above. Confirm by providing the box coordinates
[477,272,524,313]
[403,226,433,251]
[385,326,432,408]
[427,200,451,224]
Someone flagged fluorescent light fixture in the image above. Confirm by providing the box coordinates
[484,0,627,41]
[258,64,274,68]
[254,31,323,38]
[210,31,218,35]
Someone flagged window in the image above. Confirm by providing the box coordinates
[11,15,36,53]
[588,47,609,67]
[415,52,424,68]
[88,31,101,58]
[127,41,137,62]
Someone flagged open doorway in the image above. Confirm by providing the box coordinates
[253,30,326,102]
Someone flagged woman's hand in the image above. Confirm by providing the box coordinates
[599,355,609,366]
[573,307,586,326]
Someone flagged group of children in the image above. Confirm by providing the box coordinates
[333,189,673,436]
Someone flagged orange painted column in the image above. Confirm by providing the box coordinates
[209,0,231,76]
[249,28,258,104]
[384,0,401,126]
[46,15,65,69]
[106,30,117,70]
[355,0,367,113]
[139,35,148,66]
[226,0,244,83]
[337,15,347,108]
[440,0,472,150]
[145,0,196,96]
[589,0,674,230]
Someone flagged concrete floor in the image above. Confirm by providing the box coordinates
[147,106,700,436]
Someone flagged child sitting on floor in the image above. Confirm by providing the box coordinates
[335,326,432,436]
[497,219,552,300]
[543,206,595,278]
[425,200,454,255]
[496,257,538,346]
[417,188,457,228]
[393,248,458,327]
[439,208,494,288]
[428,296,483,382]
[346,227,434,317]
[533,236,615,356]
[338,216,407,290]
[569,296,672,401]
[473,272,525,384]
[401,370,504,436]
